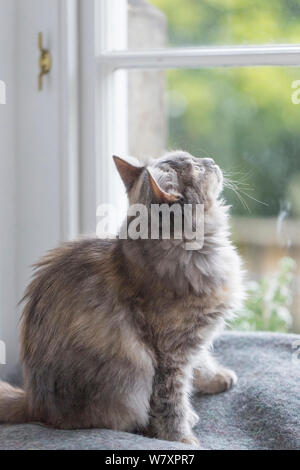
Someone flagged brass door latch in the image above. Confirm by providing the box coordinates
[38,32,52,91]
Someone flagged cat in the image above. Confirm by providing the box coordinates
[0,151,244,446]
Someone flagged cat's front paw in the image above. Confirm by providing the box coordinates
[195,368,237,394]
[180,434,199,447]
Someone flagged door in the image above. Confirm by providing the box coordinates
[0,0,78,370]
[16,0,62,304]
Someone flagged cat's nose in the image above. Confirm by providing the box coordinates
[202,158,215,167]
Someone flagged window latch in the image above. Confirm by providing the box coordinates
[38,32,52,91]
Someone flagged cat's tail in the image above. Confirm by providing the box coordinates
[0,380,29,423]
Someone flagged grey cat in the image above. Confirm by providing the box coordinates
[0,151,244,446]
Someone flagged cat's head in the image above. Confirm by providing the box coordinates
[113,150,223,210]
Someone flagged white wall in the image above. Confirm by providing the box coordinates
[0,0,18,373]
[14,0,63,305]
[0,0,71,374]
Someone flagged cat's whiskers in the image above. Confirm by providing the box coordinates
[223,179,251,213]
[223,173,268,213]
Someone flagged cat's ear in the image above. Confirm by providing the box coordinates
[147,168,182,204]
[113,155,144,191]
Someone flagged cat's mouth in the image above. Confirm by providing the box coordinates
[214,164,223,184]
[209,164,224,197]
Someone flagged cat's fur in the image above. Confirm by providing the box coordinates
[0,151,244,446]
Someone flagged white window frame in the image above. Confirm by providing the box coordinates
[79,0,300,233]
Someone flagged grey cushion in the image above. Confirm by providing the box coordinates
[0,332,299,450]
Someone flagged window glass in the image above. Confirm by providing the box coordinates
[125,0,300,51]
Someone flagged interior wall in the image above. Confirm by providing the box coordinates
[0,0,18,373]
[14,0,63,305]
[0,0,68,374]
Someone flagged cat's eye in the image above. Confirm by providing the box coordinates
[194,166,205,174]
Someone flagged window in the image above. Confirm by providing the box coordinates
[83,0,300,332]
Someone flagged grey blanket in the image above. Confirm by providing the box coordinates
[0,332,299,450]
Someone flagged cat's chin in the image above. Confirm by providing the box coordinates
[205,167,223,202]
[214,164,223,183]
[214,168,224,194]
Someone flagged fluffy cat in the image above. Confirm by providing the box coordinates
[0,151,244,446]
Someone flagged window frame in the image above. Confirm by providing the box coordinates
[100,44,300,69]
[80,0,300,233]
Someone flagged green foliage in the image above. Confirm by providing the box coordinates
[231,257,296,332]
[151,0,300,217]
[151,0,300,46]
